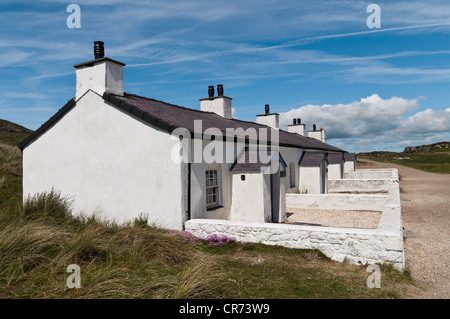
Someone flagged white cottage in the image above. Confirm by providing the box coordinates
[327,152,344,180]
[298,152,328,194]
[19,42,345,230]
[344,153,357,175]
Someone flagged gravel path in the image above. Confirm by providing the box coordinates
[286,208,381,229]
[358,159,450,299]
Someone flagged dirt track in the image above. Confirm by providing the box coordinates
[359,159,449,298]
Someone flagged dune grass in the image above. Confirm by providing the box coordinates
[359,147,450,174]
[0,142,417,299]
[0,190,416,299]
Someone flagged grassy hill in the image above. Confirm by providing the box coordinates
[0,120,415,299]
[358,141,450,174]
[0,119,33,146]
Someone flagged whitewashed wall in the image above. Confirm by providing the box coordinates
[23,90,185,229]
[344,161,356,175]
[299,166,323,194]
[186,183,404,270]
[328,163,342,180]
[230,172,271,223]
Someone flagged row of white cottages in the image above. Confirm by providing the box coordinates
[19,42,357,230]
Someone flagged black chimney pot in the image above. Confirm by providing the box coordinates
[297,118,301,125]
[313,124,317,131]
[208,86,214,98]
[293,118,297,125]
[94,41,104,59]
[265,104,270,115]
[217,84,224,96]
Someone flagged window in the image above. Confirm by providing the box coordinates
[205,169,220,208]
[289,162,296,188]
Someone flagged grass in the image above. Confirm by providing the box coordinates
[359,146,450,174]
[0,141,416,299]
[0,119,32,147]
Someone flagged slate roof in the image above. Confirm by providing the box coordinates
[19,91,346,153]
[229,148,287,172]
[344,153,356,162]
[298,152,328,167]
[103,93,345,152]
[327,152,344,165]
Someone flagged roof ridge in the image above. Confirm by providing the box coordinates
[123,92,278,130]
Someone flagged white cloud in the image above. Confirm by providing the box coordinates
[280,94,419,138]
[279,94,450,152]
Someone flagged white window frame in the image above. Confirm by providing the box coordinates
[205,168,221,208]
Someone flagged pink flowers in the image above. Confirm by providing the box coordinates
[205,234,236,247]
[171,231,235,247]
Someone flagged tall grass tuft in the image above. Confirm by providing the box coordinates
[0,192,226,298]
[0,143,22,177]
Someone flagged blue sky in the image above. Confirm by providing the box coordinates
[0,0,449,153]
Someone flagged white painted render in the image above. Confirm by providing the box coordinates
[345,169,397,180]
[320,129,326,143]
[279,147,303,193]
[286,193,387,211]
[256,114,279,129]
[75,60,123,100]
[307,130,322,141]
[299,162,328,194]
[287,124,305,136]
[186,174,404,270]
[343,160,356,175]
[23,90,184,229]
[328,163,343,180]
[328,179,396,193]
[230,172,271,223]
[200,96,232,118]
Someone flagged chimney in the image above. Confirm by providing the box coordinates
[308,123,324,142]
[73,41,125,100]
[256,104,279,129]
[320,128,326,143]
[288,117,306,136]
[200,84,232,118]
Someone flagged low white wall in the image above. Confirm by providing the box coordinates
[328,179,397,193]
[286,193,387,211]
[185,216,404,270]
[186,170,404,270]
[345,169,398,180]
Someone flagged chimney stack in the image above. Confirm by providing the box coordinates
[208,86,214,98]
[200,84,232,118]
[288,117,306,136]
[94,41,104,59]
[256,104,279,129]
[74,41,125,100]
[308,124,325,142]
[217,84,224,96]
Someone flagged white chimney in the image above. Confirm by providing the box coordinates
[74,41,125,100]
[288,118,305,136]
[256,104,279,129]
[308,124,323,141]
[320,128,326,143]
[200,84,232,118]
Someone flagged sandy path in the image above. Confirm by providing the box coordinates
[358,160,449,298]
